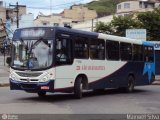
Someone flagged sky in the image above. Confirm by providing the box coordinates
[2,0,93,18]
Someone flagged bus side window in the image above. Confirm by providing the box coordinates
[133,44,143,61]
[74,37,89,59]
[144,46,154,62]
[106,40,119,60]
[120,42,132,61]
[89,39,105,60]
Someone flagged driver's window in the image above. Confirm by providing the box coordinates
[56,37,72,64]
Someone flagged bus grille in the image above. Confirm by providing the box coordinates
[16,72,42,77]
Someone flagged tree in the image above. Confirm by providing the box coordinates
[137,8,160,41]
[95,14,141,36]
[94,21,114,34]
[111,15,141,36]
[94,8,160,41]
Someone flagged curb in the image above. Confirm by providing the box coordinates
[0,83,10,87]
[152,81,160,85]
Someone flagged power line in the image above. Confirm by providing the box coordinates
[27,0,82,9]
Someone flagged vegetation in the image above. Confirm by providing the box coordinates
[94,8,160,41]
[86,0,128,17]
[137,9,160,41]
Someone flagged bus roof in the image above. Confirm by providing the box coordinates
[14,26,154,46]
[98,33,154,46]
[55,27,154,46]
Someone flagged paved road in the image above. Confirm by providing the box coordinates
[0,85,160,114]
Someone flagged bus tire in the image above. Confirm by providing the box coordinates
[37,91,46,97]
[126,75,135,93]
[74,77,83,99]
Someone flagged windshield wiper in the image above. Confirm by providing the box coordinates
[28,39,42,54]
[27,38,44,69]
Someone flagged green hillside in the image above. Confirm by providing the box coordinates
[86,0,129,17]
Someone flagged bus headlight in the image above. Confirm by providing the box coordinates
[10,73,19,81]
[42,77,47,82]
[40,76,49,82]
[11,74,16,80]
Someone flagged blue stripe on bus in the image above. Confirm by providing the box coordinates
[143,41,154,46]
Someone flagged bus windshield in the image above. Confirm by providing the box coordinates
[11,39,53,70]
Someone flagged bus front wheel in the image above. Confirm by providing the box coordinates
[74,77,83,99]
[37,91,46,97]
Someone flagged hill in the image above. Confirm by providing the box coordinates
[86,0,129,17]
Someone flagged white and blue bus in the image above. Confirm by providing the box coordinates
[10,27,155,98]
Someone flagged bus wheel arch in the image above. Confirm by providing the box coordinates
[74,74,88,99]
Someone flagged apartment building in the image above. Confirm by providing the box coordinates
[34,14,72,27]
[34,5,97,27]
[0,2,6,22]
[62,5,97,22]
[0,1,6,44]
[72,15,114,31]
[73,0,160,32]
[117,0,160,16]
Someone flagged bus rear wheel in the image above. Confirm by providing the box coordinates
[37,91,46,97]
[74,77,83,99]
[126,75,135,93]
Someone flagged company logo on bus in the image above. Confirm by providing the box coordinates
[27,78,30,82]
[155,43,160,49]
[76,65,105,71]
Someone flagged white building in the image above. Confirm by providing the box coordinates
[72,15,114,31]
[34,14,72,27]
[6,13,34,39]
[117,0,160,16]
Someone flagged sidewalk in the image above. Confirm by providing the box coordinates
[0,65,9,87]
[152,75,160,85]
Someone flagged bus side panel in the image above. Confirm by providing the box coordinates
[88,62,154,89]
[54,60,154,92]
[55,65,75,92]
[73,60,128,90]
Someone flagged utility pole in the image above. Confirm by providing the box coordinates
[16,2,19,28]
[9,2,19,28]
[92,19,94,32]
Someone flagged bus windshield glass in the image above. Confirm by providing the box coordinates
[11,39,53,70]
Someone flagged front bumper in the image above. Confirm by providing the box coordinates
[10,78,54,92]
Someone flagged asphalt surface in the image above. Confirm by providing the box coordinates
[0,85,160,114]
